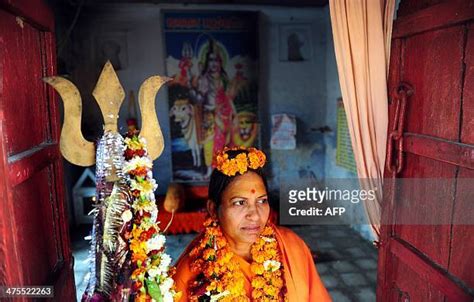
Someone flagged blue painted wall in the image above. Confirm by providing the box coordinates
[61,4,375,241]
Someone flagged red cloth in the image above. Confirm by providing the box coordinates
[157,201,207,235]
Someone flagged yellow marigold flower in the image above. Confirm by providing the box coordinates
[253,252,265,264]
[130,239,146,254]
[252,289,264,299]
[251,263,265,275]
[264,285,278,297]
[206,280,217,292]
[271,276,284,288]
[132,225,143,239]
[251,276,266,288]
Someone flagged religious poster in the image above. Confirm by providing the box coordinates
[270,114,297,150]
[163,11,259,182]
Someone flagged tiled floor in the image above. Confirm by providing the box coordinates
[72,225,377,302]
[291,225,378,301]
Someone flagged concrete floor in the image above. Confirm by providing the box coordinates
[72,225,377,302]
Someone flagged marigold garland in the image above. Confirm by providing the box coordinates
[214,146,266,176]
[188,218,287,301]
[124,129,179,302]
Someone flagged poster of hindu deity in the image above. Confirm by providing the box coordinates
[163,11,259,182]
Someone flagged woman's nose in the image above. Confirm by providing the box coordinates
[245,204,259,221]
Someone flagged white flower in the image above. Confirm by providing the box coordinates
[162,291,174,302]
[261,236,275,243]
[146,234,166,253]
[124,156,153,173]
[263,260,281,272]
[148,267,160,278]
[209,290,230,302]
[150,208,158,224]
[121,209,133,222]
[159,277,174,293]
[132,198,157,213]
[130,178,157,195]
[159,254,172,272]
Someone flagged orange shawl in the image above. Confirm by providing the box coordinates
[173,226,332,301]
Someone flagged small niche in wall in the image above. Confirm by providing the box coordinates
[279,23,312,62]
[336,98,357,173]
[95,33,128,70]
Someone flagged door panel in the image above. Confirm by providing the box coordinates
[448,168,474,289]
[12,167,62,278]
[389,256,445,302]
[461,23,474,144]
[403,27,464,140]
[394,155,454,269]
[0,1,76,300]
[378,0,474,301]
[1,11,50,155]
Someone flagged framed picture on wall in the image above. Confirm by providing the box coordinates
[163,10,260,182]
[279,23,312,62]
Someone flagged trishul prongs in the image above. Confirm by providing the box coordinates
[92,61,126,132]
[43,60,171,166]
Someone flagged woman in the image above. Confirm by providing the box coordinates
[173,147,331,301]
[192,39,236,178]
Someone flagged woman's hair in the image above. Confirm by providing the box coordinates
[208,149,268,208]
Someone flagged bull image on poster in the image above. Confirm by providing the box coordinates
[164,11,259,181]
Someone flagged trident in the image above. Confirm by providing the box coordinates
[43,61,170,166]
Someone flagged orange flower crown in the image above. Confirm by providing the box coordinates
[214,146,266,176]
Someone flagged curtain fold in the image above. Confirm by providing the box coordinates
[329,0,396,241]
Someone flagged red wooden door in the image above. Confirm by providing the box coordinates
[0,1,76,300]
[378,0,474,301]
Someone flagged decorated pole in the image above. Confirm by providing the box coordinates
[44,61,178,302]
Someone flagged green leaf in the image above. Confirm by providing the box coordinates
[145,279,163,302]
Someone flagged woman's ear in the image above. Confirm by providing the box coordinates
[206,199,218,219]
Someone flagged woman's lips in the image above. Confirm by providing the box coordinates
[241,225,261,234]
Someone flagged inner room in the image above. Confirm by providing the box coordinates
[1,0,472,301]
[57,2,378,301]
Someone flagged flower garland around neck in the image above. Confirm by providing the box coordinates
[123,129,179,302]
[188,217,287,302]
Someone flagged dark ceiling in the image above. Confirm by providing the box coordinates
[78,0,329,7]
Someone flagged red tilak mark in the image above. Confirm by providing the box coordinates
[251,189,256,194]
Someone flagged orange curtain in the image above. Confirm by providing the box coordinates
[329,0,396,241]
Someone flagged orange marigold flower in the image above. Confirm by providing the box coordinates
[131,267,146,279]
[235,153,248,174]
[261,226,273,236]
[132,251,147,263]
[203,248,216,260]
[135,293,151,302]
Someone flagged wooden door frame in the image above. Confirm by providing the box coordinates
[0,0,75,299]
[377,1,474,300]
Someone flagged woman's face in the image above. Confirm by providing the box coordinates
[215,171,270,246]
[208,53,221,73]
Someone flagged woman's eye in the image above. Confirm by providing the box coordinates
[257,198,268,204]
[232,200,245,206]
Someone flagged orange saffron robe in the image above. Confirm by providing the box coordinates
[173,226,332,301]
